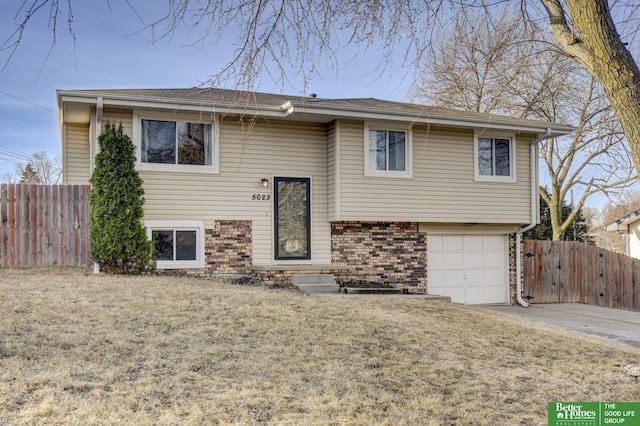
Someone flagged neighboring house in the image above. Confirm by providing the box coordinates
[606,210,640,258]
[57,88,573,304]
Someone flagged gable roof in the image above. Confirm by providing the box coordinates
[57,87,575,136]
[606,209,640,232]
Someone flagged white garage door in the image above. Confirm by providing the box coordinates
[427,234,508,304]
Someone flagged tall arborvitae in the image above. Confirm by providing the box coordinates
[89,123,155,273]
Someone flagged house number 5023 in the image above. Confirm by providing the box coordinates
[251,194,271,201]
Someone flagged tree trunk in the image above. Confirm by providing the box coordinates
[541,0,640,173]
[548,194,565,241]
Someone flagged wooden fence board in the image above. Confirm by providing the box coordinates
[523,239,640,313]
[7,185,16,268]
[0,184,91,268]
[0,186,6,267]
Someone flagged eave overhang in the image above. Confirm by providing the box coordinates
[57,89,576,137]
[606,209,640,233]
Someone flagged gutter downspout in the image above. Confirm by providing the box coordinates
[515,128,551,307]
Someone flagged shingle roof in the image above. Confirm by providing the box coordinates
[57,87,575,135]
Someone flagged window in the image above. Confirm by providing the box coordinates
[153,230,197,261]
[474,133,515,181]
[145,220,205,269]
[134,113,218,173]
[364,123,412,177]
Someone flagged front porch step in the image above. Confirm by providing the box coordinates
[291,274,340,294]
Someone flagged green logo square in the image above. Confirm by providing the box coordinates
[549,402,640,426]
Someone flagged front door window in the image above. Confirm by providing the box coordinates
[274,177,311,260]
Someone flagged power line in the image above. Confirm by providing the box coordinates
[0,145,31,162]
[0,156,22,165]
[0,90,55,112]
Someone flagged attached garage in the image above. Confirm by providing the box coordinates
[427,234,508,304]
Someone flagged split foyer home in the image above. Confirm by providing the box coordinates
[57,88,574,304]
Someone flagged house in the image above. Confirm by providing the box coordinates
[57,88,573,304]
[606,210,640,258]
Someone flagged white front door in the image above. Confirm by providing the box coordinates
[427,234,508,304]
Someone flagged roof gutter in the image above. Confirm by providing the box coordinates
[515,128,552,307]
[58,91,288,119]
[284,101,574,136]
[57,90,574,136]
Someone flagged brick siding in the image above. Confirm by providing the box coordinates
[155,219,519,304]
[156,220,252,281]
[331,222,427,293]
[509,233,517,304]
[204,220,252,274]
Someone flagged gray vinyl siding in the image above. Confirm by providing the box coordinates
[335,120,534,223]
[125,113,329,265]
[62,106,536,266]
[64,123,90,185]
[103,109,133,135]
[64,110,330,265]
[327,121,337,221]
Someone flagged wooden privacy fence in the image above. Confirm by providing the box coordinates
[523,240,640,312]
[0,184,91,268]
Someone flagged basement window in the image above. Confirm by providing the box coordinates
[145,220,205,269]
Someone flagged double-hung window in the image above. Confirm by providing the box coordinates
[474,133,515,182]
[134,113,218,173]
[145,220,205,269]
[364,123,412,177]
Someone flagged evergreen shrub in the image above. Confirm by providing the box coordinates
[89,123,155,273]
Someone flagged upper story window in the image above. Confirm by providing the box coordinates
[474,132,516,182]
[134,113,219,173]
[364,123,412,178]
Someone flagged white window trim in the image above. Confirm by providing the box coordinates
[473,130,517,183]
[133,111,220,174]
[364,122,413,178]
[145,220,205,269]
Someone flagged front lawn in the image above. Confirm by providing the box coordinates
[0,269,638,425]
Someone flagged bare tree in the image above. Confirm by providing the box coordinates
[412,11,636,241]
[3,1,640,182]
[591,188,640,253]
[0,170,17,183]
[14,151,62,185]
[534,60,637,240]
[410,10,540,116]
[539,0,640,179]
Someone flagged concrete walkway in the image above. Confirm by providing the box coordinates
[485,303,640,349]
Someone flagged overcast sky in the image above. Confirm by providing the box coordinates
[0,1,410,179]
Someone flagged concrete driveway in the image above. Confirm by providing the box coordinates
[485,303,640,349]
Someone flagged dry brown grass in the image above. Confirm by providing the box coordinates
[0,269,638,425]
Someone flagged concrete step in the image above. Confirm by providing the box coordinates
[291,274,340,294]
[291,274,336,285]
